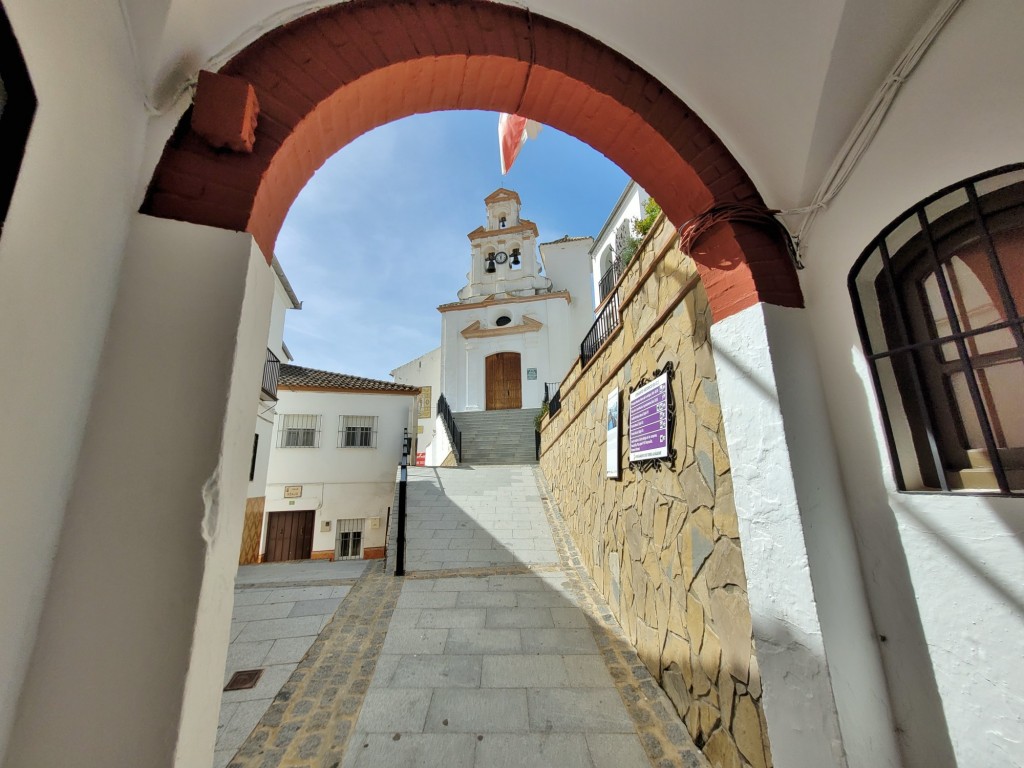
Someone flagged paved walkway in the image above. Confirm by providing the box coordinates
[221,466,706,768]
[214,560,368,768]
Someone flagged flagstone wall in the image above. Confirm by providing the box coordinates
[539,215,772,768]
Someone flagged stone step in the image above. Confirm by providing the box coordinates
[452,408,540,467]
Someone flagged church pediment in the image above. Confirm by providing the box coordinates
[461,315,543,338]
[484,188,521,205]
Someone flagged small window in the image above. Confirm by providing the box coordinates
[340,415,378,448]
[335,518,364,559]
[849,164,1024,495]
[279,414,321,448]
[495,315,512,327]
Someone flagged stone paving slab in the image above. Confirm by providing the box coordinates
[220,466,709,768]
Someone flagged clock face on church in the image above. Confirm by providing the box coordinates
[494,251,508,264]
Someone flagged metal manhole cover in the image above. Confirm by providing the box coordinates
[224,669,263,691]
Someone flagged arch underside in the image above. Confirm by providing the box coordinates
[142,0,802,320]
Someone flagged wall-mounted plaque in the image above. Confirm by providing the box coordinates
[284,485,302,498]
[606,388,620,479]
[527,368,538,380]
[628,362,676,471]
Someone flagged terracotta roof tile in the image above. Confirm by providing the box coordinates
[279,364,419,393]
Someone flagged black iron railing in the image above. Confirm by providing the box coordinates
[544,382,562,417]
[261,348,281,400]
[597,259,624,303]
[581,293,620,367]
[395,428,410,576]
[437,393,462,462]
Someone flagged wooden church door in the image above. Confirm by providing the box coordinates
[485,352,522,410]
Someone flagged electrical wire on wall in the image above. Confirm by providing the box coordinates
[774,0,964,264]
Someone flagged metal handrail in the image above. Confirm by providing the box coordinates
[597,259,624,303]
[581,292,620,367]
[437,393,462,461]
[395,428,409,576]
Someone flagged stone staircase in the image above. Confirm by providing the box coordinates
[452,408,541,465]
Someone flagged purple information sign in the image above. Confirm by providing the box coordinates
[628,371,670,461]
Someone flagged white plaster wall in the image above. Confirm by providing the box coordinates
[589,182,648,306]
[267,276,294,362]
[0,2,149,759]
[540,238,596,348]
[712,304,854,768]
[247,404,277,499]
[261,389,415,556]
[3,218,272,768]
[795,2,1024,764]
[392,347,442,463]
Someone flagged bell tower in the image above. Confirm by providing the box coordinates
[457,189,552,302]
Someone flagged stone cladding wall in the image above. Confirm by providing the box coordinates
[540,215,772,768]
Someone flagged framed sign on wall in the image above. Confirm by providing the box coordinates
[606,388,620,479]
[628,361,676,471]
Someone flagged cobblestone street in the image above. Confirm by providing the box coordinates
[221,466,706,768]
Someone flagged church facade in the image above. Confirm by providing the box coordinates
[394,189,593,463]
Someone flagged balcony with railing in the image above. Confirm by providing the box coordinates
[597,258,624,304]
[261,348,281,401]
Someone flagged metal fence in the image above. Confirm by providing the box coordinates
[580,292,620,367]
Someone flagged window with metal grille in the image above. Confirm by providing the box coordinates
[335,518,364,559]
[849,164,1024,495]
[339,415,378,448]
[278,414,320,448]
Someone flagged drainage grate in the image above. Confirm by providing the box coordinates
[224,669,263,691]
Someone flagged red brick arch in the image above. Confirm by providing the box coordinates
[142,0,801,321]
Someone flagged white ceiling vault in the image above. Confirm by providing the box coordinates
[121,0,946,212]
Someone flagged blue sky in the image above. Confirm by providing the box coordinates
[275,110,628,380]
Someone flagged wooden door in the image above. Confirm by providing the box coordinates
[485,352,522,410]
[265,510,315,562]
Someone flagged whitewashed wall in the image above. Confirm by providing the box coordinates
[391,346,443,463]
[797,2,1024,764]
[539,237,596,353]
[262,389,416,556]
[0,1,149,757]
[589,181,649,306]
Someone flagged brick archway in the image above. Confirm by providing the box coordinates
[142,0,801,321]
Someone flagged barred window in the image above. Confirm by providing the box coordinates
[340,415,378,448]
[849,164,1024,495]
[335,518,364,560]
[278,414,320,448]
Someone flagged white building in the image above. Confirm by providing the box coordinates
[240,258,302,564]
[392,189,594,463]
[2,2,1023,767]
[590,181,650,307]
[261,364,419,562]
[390,346,442,465]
